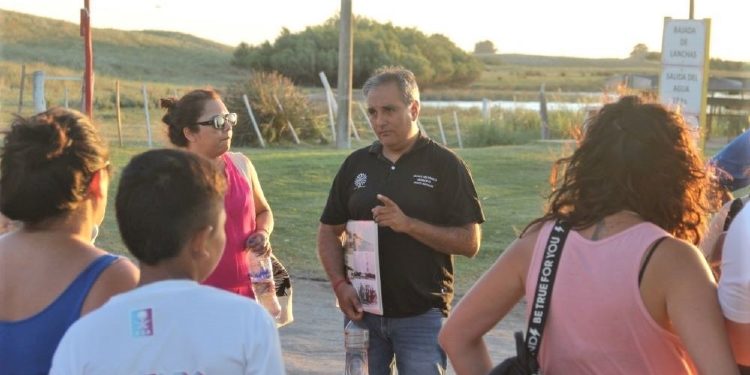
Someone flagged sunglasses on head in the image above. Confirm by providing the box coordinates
[196,113,238,130]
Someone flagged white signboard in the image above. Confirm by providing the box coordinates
[659,18,710,128]
[659,66,704,116]
[661,19,707,66]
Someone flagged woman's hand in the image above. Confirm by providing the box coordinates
[246,229,270,256]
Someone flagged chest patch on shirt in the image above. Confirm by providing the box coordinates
[131,308,154,337]
[354,172,368,189]
[413,174,437,188]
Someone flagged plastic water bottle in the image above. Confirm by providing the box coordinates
[344,320,369,375]
[247,251,281,319]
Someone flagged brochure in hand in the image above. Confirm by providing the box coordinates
[345,220,383,315]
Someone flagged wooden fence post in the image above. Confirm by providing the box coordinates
[115,80,123,147]
[17,64,26,113]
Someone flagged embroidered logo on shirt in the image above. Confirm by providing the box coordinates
[413,174,437,188]
[354,173,368,189]
[131,308,154,337]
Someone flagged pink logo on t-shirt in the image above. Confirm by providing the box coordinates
[131,308,153,337]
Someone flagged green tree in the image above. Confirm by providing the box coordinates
[629,43,649,60]
[474,40,496,54]
[231,15,481,88]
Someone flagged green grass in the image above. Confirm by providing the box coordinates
[98,142,567,293]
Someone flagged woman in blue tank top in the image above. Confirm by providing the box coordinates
[0,108,138,374]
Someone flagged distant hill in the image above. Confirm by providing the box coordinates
[477,53,661,69]
[0,9,246,86]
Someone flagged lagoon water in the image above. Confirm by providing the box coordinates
[421,93,616,111]
[421,100,586,111]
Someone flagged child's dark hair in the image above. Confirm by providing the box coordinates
[115,149,226,265]
[0,108,109,224]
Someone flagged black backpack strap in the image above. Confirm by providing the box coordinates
[724,197,745,231]
[524,219,571,365]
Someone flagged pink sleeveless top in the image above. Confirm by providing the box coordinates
[202,153,256,298]
[525,221,696,374]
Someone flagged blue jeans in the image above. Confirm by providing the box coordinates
[349,308,446,375]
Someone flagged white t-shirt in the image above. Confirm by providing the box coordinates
[718,203,750,323]
[700,199,733,258]
[50,280,285,375]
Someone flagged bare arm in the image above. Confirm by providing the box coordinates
[372,194,481,257]
[246,159,274,254]
[248,159,273,234]
[646,239,739,374]
[726,320,750,365]
[719,205,750,366]
[317,223,363,320]
[439,225,539,375]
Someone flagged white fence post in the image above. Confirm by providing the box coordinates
[242,94,266,148]
[319,71,337,142]
[417,119,428,138]
[437,115,447,145]
[453,111,463,149]
[272,94,300,144]
[142,83,153,148]
[357,102,376,139]
[32,70,46,113]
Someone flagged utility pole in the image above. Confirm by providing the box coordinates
[336,0,353,149]
[80,0,93,118]
[689,0,694,19]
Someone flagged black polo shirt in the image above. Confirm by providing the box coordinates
[320,134,485,317]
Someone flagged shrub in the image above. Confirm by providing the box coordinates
[225,71,324,146]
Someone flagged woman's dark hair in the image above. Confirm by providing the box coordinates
[160,89,221,147]
[0,108,109,224]
[115,149,226,265]
[528,96,709,244]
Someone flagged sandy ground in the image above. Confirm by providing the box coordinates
[279,278,526,374]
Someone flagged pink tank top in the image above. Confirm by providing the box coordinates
[202,153,256,298]
[525,221,696,374]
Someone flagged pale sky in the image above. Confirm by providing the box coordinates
[2,0,748,62]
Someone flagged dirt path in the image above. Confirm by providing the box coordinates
[279,278,526,374]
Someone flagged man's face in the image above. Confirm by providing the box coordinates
[366,82,419,152]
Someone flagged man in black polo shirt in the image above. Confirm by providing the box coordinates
[317,66,484,374]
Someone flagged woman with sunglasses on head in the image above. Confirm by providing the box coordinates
[160,89,274,300]
[0,108,139,374]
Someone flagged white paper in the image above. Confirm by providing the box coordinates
[345,220,383,315]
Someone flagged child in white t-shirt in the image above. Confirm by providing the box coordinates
[50,149,285,375]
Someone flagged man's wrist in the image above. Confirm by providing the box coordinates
[332,278,350,292]
[257,228,271,237]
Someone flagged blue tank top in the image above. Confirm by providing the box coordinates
[0,254,119,375]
